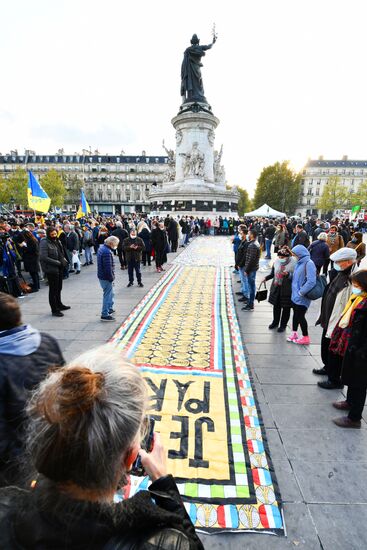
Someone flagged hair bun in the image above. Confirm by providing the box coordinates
[41,367,105,426]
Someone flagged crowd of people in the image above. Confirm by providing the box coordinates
[0,209,366,547]
[232,215,367,429]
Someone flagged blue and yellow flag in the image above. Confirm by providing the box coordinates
[27,171,51,213]
[76,189,91,219]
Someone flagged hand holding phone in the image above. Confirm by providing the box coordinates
[139,432,167,482]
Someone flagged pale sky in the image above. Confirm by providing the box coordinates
[1,0,366,196]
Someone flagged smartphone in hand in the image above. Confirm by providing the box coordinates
[130,417,155,476]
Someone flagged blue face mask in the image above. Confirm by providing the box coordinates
[279,258,288,264]
[352,286,362,295]
[334,263,342,271]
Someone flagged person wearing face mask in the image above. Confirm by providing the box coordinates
[261,246,296,332]
[329,270,367,428]
[346,232,366,265]
[314,247,357,388]
[97,236,120,322]
[287,245,317,345]
[325,225,344,274]
[122,230,145,288]
[39,227,69,317]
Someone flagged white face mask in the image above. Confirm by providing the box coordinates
[130,235,136,239]
[351,286,363,295]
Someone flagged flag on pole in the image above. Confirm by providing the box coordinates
[350,205,361,221]
[27,171,51,213]
[76,189,91,219]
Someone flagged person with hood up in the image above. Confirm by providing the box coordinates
[0,292,64,486]
[287,244,317,345]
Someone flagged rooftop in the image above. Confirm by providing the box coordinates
[0,154,168,164]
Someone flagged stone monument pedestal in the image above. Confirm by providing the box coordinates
[149,102,238,218]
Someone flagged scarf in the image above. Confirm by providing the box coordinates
[273,257,294,286]
[327,233,338,245]
[339,293,367,328]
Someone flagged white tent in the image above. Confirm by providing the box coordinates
[243,203,286,218]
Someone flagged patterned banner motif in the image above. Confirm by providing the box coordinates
[111,256,283,534]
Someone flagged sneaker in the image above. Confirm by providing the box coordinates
[127,282,133,287]
[332,416,361,429]
[277,326,286,333]
[286,331,299,342]
[83,263,89,266]
[238,296,248,302]
[52,311,64,317]
[109,309,116,314]
[138,282,144,287]
[75,270,81,274]
[59,305,71,311]
[294,336,311,345]
[242,305,254,311]
[69,269,75,273]
[268,322,278,330]
[101,315,116,322]
[235,291,243,296]
[332,400,351,411]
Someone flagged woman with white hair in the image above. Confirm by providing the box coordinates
[308,232,330,274]
[0,345,203,548]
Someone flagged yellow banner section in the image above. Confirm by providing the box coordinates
[143,369,230,481]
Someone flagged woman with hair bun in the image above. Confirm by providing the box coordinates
[0,345,204,549]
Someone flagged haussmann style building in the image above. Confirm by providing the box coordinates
[0,150,169,214]
[298,155,367,217]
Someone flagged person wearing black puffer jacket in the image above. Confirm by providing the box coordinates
[0,345,203,549]
[0,293,64,487]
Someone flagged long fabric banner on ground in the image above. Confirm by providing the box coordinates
[111,237,284,534]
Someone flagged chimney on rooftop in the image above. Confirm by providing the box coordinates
[342,155,348,160]
[318,155,324,160]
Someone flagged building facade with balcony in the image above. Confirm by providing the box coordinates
[298,156,367,217]
[0,151,168,214]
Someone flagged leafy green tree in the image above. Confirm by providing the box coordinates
[0,168,28,207]
[40,169,66,208]
[237,187,252,215]
[64,174,83,206]
[253,161,301,214]
[351,180,367,208]
[317,176,349,213]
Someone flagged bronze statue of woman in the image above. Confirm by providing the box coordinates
[180,33,216,104]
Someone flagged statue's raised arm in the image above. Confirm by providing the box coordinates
[180,33,216,105]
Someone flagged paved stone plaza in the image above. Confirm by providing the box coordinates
[20,238,367,549]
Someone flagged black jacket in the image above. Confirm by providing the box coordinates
[122,237,145,263]
[66,231,79,252]
[21,233,39,273]
[293,230,310,248]
[39,237,68,275]
[0,475,203,549]
[341,304,367,387]
[112,228,129,251]
[244,240,260,273]
[0,333,64,483]
[235,240,249,268]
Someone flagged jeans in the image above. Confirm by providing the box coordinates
[128,260,142,283]
[99,279,114,317]
[84,246,93,264]
[247,270,257,307]
[265,238,272,259]
[239,267,249,298]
